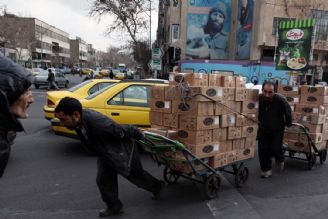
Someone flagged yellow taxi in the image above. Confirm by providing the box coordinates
[51,79,168,137]
[81,68,93,75]
[43,79,119,120]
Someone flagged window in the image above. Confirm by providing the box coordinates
[311,10,328,41]
[88,82,114,95]
[108,85,150,107]
[171,24,180,43]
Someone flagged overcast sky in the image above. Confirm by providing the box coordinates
[1,0,158,51]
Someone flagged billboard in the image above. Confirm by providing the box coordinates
[235,0,254,60]
[275,19,316,71]
[186,0,231,60]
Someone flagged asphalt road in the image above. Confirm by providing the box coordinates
[1,75,328,219]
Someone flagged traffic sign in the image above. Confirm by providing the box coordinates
[152,48,163,60]
[149,59,162,71]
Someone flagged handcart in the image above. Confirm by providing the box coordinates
[283,123,327,170]
[138,131,250,199]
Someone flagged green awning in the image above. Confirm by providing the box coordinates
[279,19,316,29]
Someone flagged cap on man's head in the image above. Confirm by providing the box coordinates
[0,53,32,106]
[210,2,227,18]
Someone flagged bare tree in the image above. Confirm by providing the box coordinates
[89,0,151,44]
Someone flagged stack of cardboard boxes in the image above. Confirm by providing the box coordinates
[279,85,328,152]
[148,72,259,173]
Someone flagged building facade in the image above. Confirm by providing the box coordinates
[0,13,70,68]
[70,37,88,67]
[157,0,328,84]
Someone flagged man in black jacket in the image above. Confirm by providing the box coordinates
[0,53,34,178]
[258,81,292,178]
[55,97,164,217]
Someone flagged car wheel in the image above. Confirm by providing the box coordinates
[34,84,39,89]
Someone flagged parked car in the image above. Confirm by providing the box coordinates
[43,79,119,120]
[50,79,168,137]
[34,69,69,89]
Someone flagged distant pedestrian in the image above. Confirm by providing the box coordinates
[109,70,114,79]
[47,69,59,90]
[55,97,165,217]
[0,53,34,178]
[258,81,292,178]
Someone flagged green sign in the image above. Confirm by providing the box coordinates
[275,19,315,71]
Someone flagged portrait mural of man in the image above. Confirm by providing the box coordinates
[186,0,231,60]
[236,0,254,59]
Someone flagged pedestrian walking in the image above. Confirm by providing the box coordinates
[55,97,165,217]
[109,69,114,79]
[0,53,34,178]
[258,81,292,178]
[47,69,59,90]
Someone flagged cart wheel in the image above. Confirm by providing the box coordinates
[234,165,249,188]
[307,154,316,170]
[204,174,221,199]
[319,150,327,164]
[163,167,180,184]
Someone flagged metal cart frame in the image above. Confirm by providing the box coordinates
[283,123,327,170]
[138,131,250,199]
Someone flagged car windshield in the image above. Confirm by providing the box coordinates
[85,83,118,100]
[68,80,93,92]
[38,71,48,76]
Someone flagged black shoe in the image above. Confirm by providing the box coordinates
[98,207,123,217]
[152,181,165,200]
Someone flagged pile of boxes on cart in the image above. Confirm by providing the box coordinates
[279,84,328,152]
[147,72,259,173]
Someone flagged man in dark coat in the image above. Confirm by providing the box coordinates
[55,97,164,217]
[0,53,34,178]
[258,81,292,178]
[47,68,59,90]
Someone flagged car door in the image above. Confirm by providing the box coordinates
[55,72,65,86]
[105,85,151,126]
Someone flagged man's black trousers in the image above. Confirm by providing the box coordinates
[96,149,161,210]
[258,130,285,172]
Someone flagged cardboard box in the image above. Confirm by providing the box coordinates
[235,76,246,88]
[177,129,212,145]
[223,88,235,100]
[168,157,212,173]
[213,128,228,141]
[300,85,328,96]
[179,115,220,130]
[322,130,328,141]
[294,104,328,115]
[208,74,221,87]
[245,135,257,148]
[169,72,208,86]
[292,112,302,123]
[216,101,241,115]
[233,138,246,150]
[220,114,236,127]
[277,85,299,96]
[228,127,242,139]
[146,128,179,140]
[172,100,215,115]
[236,147,255,161]
[151,85,167,99]
[213,153,228,168]
[241,101,259,114]
[284,131,323,143]
[221,75,236,87]
[189,86,224,101]
[235,88,248,101]
[285,95,300,105]
[242,125,258,138]
[301,123,323,133]
[300,95,328,105]
[163,113,179,128]
[247,89,259,101]
[301,114,326,124]
[236,114,258,126]
[284,139,326,153]
[185,141,232,157]
[149,111,163,126]
[150,99,171,113]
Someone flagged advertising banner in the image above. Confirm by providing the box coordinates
[275,19,316,71]
[186,0,231,60]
